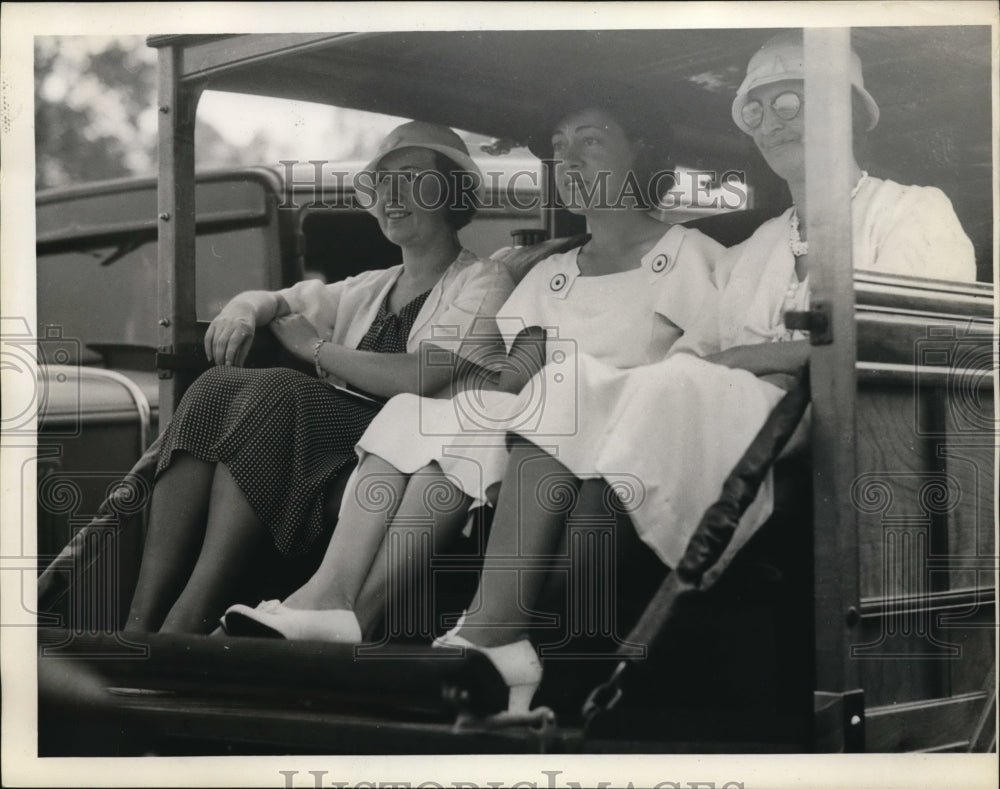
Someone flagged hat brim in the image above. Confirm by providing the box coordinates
[731,74,880,135]
[362,143,485,197]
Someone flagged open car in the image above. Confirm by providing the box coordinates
[33,160,544,579]
[36,25,995,756]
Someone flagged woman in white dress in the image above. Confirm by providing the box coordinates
[222,102,725,663]
[424,31,976,712]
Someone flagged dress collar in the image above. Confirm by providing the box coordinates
[546,224,687,300]
[403,247,477,334]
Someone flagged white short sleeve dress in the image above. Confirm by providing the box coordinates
[353,225,724,506]
[522,174,977,585]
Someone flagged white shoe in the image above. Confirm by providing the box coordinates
[433,625,542,714]
[222,600,362,643]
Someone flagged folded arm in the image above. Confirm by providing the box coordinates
[703,339,810,377]
[461,325,547,395]
[269,312,514,399]
[316,342,460,397]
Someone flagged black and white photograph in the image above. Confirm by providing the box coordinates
[1,2,997,787]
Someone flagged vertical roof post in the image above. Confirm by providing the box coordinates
[804,27,862,710]
[156,44,200,427]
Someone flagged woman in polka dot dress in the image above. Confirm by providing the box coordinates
[222,103,725,660]
[124,122,515,634]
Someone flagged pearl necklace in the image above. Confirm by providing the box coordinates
[789,171,868,257]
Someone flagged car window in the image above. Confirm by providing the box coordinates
[37,225,275,366]
[199,90,746,235]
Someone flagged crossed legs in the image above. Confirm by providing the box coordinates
[275,442,609,646]
[124,451,271,634]
[454,439,595,648]
[279,454,472,638]
[128,441,610,643]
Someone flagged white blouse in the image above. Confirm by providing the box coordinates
[278,249,515,377]
[689,175,977,354]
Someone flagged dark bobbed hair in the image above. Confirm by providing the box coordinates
[432,152,479,231]
[526,95,675,208]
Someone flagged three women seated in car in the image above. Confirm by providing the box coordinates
[131,31,977,714]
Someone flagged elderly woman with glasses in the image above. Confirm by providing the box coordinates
[393,31,975,713]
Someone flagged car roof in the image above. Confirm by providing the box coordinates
[146,28,988,162]
[147,27,992,267]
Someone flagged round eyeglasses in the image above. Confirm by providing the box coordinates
[740,90,803,130]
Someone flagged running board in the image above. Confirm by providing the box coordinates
[37,628,510,720]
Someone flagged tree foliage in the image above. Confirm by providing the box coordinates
[33,36,261,190]
[33,37,504,192]
[35,37,159,189]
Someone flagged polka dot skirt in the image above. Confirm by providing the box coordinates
[155,289,431,556]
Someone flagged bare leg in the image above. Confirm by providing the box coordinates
[123,452,214,632]
[456,441,580,647]
[540,477,620,648]
[353,463,471,639]
[159,462,271,634]
[281,455,407,613]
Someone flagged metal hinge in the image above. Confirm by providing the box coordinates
[814,688,866,752]
[784,299,833,344]
[156,343,206,379]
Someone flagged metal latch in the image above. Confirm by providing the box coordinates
[842,688,866,753]
[582,660,628,731]
[814,688,866,752]
[156,343,207,378]
[784,299,833,345]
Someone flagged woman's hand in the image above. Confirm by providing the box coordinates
[269,314,321,363]
[496,326,546,394]
[204,302,257,367]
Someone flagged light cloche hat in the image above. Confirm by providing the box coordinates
[731,31,880,135]
[363,121,484,196]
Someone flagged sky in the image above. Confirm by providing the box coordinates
[34,34,740,210]
[197,90,410,162]
[35,35,539,181]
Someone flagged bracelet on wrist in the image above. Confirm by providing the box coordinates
[312,338,328,379]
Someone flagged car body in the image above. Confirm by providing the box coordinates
[36,25,995,757]
[35,155,740,573]
[35,164,543,562]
